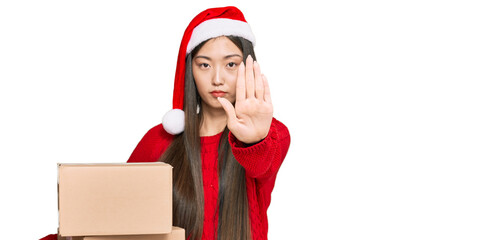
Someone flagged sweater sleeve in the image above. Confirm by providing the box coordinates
[228,118,290,180]
[39,234,57,240]
[127,124,174,163]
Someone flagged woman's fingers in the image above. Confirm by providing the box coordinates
[245,55,255,98]
[236,60,246,102]
[217,97,238,128]
[254,60,264,100]
[242,55,265,100]
[237,56,268,102]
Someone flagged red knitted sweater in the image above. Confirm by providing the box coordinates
[40,118,289,240]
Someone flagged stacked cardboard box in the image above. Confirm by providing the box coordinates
[56,227,184,240]
[57,163,184,240]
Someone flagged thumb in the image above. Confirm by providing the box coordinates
[217,97,238,127]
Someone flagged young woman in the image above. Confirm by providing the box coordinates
[128,6,290,240]
[40,6,289,240]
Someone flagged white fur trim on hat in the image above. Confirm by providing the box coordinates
[186,18,256,54]
[162,109,185,135]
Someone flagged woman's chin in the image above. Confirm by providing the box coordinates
[205,97,234,109]
[201,101,225,112]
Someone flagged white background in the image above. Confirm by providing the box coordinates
[1,0,502,239]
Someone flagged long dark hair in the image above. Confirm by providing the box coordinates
[160,36,256,240]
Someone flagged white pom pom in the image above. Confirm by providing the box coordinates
[162,109,185,135]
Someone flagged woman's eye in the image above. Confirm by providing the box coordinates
[200,63,210,68]
[227,62,237,68]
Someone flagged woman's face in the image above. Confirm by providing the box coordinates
[192,36,243,111]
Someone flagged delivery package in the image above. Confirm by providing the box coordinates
[57,227,185,240]
[58,163,173,237]
[83,227,184,240]
[58,236,84,240]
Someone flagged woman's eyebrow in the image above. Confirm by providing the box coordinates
[224,54,242,59]
[194,55,211,60]
[194,54,242,60]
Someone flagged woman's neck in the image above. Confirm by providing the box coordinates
[199,103,228,137]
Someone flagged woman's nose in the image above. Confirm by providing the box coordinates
[212,67,224,86]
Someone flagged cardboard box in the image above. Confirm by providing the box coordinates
[57,227,184,240]
[58,236,84,240]
[82,227,185,240]
[58,163,173,237]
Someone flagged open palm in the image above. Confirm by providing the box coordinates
[218,55,273,144]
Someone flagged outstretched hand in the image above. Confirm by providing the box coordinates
[217,55,273,144]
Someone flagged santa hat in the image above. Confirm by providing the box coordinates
[162,6,256,135]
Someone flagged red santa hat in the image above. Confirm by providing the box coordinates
[162,6,256,135]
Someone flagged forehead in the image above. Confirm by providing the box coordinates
[195,36,242,57]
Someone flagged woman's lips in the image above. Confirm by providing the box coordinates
[211,91,226,97]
